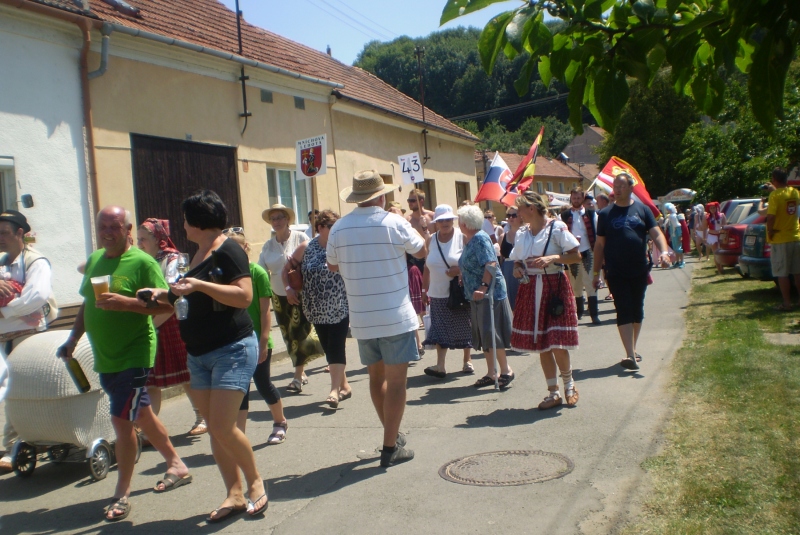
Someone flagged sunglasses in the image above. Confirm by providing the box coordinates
[223,227,244,235]
[484,215,494,219]
[506,213,518,218]
[406,199,418,203]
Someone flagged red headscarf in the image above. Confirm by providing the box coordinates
[140,218,180,261]
[705,202,722,230]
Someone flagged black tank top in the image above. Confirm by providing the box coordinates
[500,234,514,259]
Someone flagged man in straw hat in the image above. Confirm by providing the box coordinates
[326,170,427,467]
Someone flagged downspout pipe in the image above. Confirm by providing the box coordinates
[87,22,113,80]
[107,23,344,89]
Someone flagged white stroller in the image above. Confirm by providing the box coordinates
[4,330,141,480]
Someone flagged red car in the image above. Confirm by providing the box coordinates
[715,212,765,269]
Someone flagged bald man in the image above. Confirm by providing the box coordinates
[58,207,191,522]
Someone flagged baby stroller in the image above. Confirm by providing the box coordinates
[4,330,141,480]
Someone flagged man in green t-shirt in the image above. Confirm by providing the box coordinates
[766,168,800,310]
[57,206,192,522]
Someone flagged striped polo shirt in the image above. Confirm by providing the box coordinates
[326,206,424,340]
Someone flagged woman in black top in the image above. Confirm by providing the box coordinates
[500,206,525,310]
[143,191,267,523]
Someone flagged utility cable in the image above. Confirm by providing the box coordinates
[323,0,399,38]
[301,0,388,41]
[447,93,569,121]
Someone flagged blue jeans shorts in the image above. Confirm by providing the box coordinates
[357,330,420,367]
[99,367,151,421]
[187,332,258,394]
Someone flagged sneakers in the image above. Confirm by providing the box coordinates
[380,445,414,467]
[620,355,640,370]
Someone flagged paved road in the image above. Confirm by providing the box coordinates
[0,259,694,534]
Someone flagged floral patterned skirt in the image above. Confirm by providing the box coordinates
[511,271,579,353]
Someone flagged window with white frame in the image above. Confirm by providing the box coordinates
[266,168,311,227]
[0,158,17,211]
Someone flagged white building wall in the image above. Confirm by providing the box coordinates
[0,12,92,306]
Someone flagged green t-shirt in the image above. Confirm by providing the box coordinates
[767,186,800,244]
[80,247,169,373]
[248,262,274,349]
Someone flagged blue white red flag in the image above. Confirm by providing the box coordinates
[474,152,514,203]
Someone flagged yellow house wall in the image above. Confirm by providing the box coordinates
[90,54,476,257]
[331,111,476,215]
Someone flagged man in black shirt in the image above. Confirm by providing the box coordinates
[592,173,670,370]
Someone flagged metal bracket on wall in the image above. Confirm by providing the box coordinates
[235,1,251,135]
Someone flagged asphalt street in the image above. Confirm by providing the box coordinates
[0,258,694,535]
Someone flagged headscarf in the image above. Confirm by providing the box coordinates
[140,218,179,261]
[663,203,679,230]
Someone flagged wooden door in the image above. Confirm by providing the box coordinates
[131,134,241,255]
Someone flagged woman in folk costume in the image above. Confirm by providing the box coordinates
[509,191,582,409]
[704,202,727,274]
[137,218,206,436]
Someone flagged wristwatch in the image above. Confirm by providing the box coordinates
[480,282,490,288]
[285,285,292,292]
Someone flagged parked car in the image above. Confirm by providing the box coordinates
[721,198,760,223]
[716,212,765,269]
[738,220,773,280]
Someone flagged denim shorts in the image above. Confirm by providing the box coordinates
[99,367,151,421]
[357,330,420,367]
[187,332,258,394]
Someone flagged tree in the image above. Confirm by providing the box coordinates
[457,116,574,156]
[598,70,700,195]
[441,0,800,134]
[676,62,800,201]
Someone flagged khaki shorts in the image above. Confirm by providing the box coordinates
[770,241,800,277]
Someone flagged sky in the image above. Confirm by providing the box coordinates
[219,0,522,65]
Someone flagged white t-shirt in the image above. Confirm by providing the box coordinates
[327,206,425,340]
[509,220,580,274]
[569,207,597,252]
[426,229,465,299]
[258,229,309,296]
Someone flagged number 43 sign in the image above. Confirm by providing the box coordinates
[398,153,424,185]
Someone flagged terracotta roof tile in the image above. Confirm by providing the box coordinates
[31,0,477,141]
[475,151,583,180]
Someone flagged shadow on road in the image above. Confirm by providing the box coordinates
[406,383,496,406]
[268,458,381,502]
[455,407,564,428]
[573,364,644,381]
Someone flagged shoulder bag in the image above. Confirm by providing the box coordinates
[435,233,469,310]
[287,255,303,292]
[541,220,565,317]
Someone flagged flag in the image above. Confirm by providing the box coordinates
[474,152,514,203]
[499,126,545,206]
[595,156,660,217]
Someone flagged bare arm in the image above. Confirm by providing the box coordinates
[766,214,777,240]
[592,236,606,289]
[649,226,671,267]
[56,303,86,360]
[170,276,253,309]
[95,292,172,315]
[258,296,272,364]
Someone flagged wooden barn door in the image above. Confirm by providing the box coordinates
[131,134,241,255]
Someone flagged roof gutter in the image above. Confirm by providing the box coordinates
[331,90,479,143]
[107,23,344,90]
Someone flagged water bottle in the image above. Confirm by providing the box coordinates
[520,271,530,285]
[66,358,91,393]
[174,295,189,320]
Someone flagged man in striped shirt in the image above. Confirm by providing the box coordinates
[327,171,427,467]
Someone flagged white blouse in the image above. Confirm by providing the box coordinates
[426,229,465,299]
[258,229,309,296]
[509,220,580,274]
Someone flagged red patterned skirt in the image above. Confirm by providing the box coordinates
[147,315,190,387]
[408,265,424,314]
[511,271,579,353]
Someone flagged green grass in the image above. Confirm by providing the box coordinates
[624,263,800,535]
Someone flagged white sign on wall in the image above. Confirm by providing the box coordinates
[296,135,327,178]
[398,152,424,185]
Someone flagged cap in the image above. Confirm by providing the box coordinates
[0,210,31,233]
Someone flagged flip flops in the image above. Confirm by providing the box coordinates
[153,473,193,492]
[248,494,269,516]
[207,504,247,524]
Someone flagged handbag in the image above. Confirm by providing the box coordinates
[435,233,469,310]
[541,220,565,317]
[287,256,303,292]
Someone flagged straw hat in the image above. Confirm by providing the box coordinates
[340,170,399,203]
[262,204,295,225]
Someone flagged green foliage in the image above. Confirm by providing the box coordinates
[442,0,800,134]
[354,27,572,131]
[457,116,574,156]
[598,71,700,196]
[675,62,800,202]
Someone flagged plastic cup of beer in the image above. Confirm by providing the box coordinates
[91,275,110,299]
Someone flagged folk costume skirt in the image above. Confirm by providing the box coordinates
[422,297,473,349]
[272,294,324,368]
[408,265,425,315]
[148,315,190,388]
[511,271,579,353]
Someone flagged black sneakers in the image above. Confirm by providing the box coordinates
[380,445,415,467]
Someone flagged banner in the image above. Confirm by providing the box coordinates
[595,156,660,217]
[658,188,697,204]
[474,152,514,203]
[296,135,327,178]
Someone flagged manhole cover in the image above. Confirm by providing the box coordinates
[439,450,574,487]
